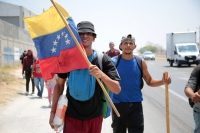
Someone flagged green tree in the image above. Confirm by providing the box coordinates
[139,41,166,54]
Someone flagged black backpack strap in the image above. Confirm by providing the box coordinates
[135,55,143,76]
[115,54,122,68]
[135,55,144,89]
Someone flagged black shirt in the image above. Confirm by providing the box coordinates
[58,54,120,120]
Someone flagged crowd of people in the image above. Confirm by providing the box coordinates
[48,21,171,133]
[19,21,200,133]
[20,50,57,107]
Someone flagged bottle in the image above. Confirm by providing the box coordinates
[53,95,68,132]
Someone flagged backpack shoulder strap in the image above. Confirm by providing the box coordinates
[135,55,144,89]
[115,54,122,68]
[97,51,103,70]
[135,55,143,76]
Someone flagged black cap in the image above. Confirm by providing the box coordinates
[77,21,96,36]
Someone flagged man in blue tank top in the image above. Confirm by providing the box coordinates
[111,34,172,133]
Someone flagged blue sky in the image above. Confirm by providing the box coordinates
[1,0,200,52]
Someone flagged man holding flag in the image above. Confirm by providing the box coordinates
[24,2,121,132]
[50,21,121,133]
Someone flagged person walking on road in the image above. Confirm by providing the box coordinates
[22,49,35,96]
[31,56,44,98]
[111,34,171,133]
[49,21,121,133]
[185,64,200,133]
[106,42,120,58]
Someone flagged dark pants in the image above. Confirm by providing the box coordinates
[25,74,35,93]
[111,102,144,133]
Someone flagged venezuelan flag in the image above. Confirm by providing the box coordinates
[24,2,88,80]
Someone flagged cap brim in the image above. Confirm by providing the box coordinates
[78,29,96,35]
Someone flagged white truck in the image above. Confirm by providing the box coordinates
[166,31,200,67]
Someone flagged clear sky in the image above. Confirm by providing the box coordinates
[1,0,200,52]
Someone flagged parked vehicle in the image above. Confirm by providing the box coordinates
[142,51,155,60]
[166,31,200,67]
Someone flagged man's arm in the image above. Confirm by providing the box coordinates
[185,65,200,104]
[49,76,66,129]
[185,87,200,104]
[89,64,121,94]
[142,59,171,87]
[100,69,120,94]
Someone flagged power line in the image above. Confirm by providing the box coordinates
[22,0,43,11]
[15,0,42,14]
[0,0,42,14]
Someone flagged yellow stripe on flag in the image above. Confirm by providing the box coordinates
[24,2,70,39]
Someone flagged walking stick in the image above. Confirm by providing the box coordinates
[165,71,170,133]
[50,0,120,117]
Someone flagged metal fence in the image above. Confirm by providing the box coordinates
[0,20,36,66]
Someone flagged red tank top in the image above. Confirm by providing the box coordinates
[33,60,43,78]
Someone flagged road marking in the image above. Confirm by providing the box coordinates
[178,78,189,81]
[160,85,188,102]
[170,68,178,70]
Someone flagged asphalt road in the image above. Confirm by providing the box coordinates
[0,60,196,133]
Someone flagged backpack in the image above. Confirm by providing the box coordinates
[97,52,113,118]
[115,54,144,89]
[68,52,97,101]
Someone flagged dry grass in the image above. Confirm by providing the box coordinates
[0,65,25,105]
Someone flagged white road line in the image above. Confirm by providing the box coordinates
[160,85,188,102]
[178,78,189,81]
[170,68,178,70]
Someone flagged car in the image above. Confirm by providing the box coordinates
[142,51,155,60]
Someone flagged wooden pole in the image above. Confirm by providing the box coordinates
[50,0,120,117]
[165,71,170,133]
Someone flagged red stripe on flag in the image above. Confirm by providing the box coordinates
[40,45,88,80]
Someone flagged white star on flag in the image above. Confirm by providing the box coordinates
[61,31,65,36]
[64,34,68,39]
[57,35,61,40]
[53,40,58,46]
[65,39,70,45]
[51,47,56,53]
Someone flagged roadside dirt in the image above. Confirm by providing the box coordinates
[0,66,25,107]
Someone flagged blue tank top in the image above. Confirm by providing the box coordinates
[112,57,143,103]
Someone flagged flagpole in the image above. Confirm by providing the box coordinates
[165,71,170,133]
[50,0,120,117]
